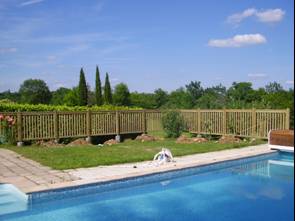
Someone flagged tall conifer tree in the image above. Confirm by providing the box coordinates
[78,68,88,106]
[95,66,103,105]
[104,72,112,104]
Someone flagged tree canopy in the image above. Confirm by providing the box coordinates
[113,83,131,106]
[19,79,51,104]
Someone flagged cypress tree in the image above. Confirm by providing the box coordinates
[95,66,103,105]
[104,72,112,104]
[78,68,88,106]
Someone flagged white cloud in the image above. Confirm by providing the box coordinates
[227,8,257,24]
[0,47,17,53]
[286,80,294,85]
[19,0,44,7]
[227,8,285,24]
[256,9,285,23]
[248,73,268,80]
[208,34,266,48]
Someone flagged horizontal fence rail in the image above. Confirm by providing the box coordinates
[0,109,290,142]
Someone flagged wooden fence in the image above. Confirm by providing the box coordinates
[0,109,290,142]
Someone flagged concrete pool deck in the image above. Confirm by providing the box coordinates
[0,144,276,193]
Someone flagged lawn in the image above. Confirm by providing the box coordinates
[1,137,266,170]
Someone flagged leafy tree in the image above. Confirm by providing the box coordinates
[113,83,131,106]
[78,68,88,106]
[63,87,79,106]
[165,88,193,109]
[196,84,227,108]
[95,66,103,105]
[185,81,204,105]
[154,88,168,108]
[130,92,156,109]
[51,87,71,105]
[227,82,254,107]
[0,90,20,103]
[104,73,112,104]
[265,82,284,93]
[19,79,51,104]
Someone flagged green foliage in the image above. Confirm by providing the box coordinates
[95,66,103,105]
[19,79,51,104]
[104,73,112,104]
[63,87,79,106]
[154,88,168,108]
[186,81,204,106]
[78,68,88,106]
[196,84,226,108]
[113,83,131,106]
[0,90,20,103]
[130,92,156,109]
[265,82,284,93]
[162,111,186,138]
[227,82,254,104]
[0,103,141,112]
[165,88,193,109]
[51,87,71,105]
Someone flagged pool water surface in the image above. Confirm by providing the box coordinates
[0,152,293,221]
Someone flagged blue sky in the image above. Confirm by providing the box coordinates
[0,0,294,92]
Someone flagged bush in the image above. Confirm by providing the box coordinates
[0,114,16,144]
[162,111,186,138]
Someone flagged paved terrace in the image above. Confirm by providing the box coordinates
[0,144,275,193]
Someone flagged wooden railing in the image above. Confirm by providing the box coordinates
[0,109,290,142]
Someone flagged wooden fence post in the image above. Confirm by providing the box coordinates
[115,111,121,142]
[86,110,92,142]
[197,108,201,133]
[142,110,147,134]
[223,109,227,135]
[54,111,59,142]
[286,108,290,129]
[17,111,23,146]
[252,108,256,137]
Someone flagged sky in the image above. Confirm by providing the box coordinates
[0,0,294,93]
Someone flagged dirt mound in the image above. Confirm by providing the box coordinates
[191,137,208,143]
[35,140,64,147]
[176,135,193,144]
[67,138,90,146]
[218,135,241,144]
[176,135,208,144]
[135,134,157,142]
[104,139,119,146]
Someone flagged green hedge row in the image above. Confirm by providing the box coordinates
[0,103,142,112]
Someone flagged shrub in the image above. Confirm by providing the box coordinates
[0,114,16,144]
[162,111,186,138]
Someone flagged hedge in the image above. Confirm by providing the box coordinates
[0,103,142,112]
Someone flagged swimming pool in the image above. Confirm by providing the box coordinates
[0,152,293,221]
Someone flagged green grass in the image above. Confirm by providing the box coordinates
[1,138,266,170]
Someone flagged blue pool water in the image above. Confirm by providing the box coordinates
[0,152,294,221]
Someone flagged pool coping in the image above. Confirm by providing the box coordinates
[24,144,277,194]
